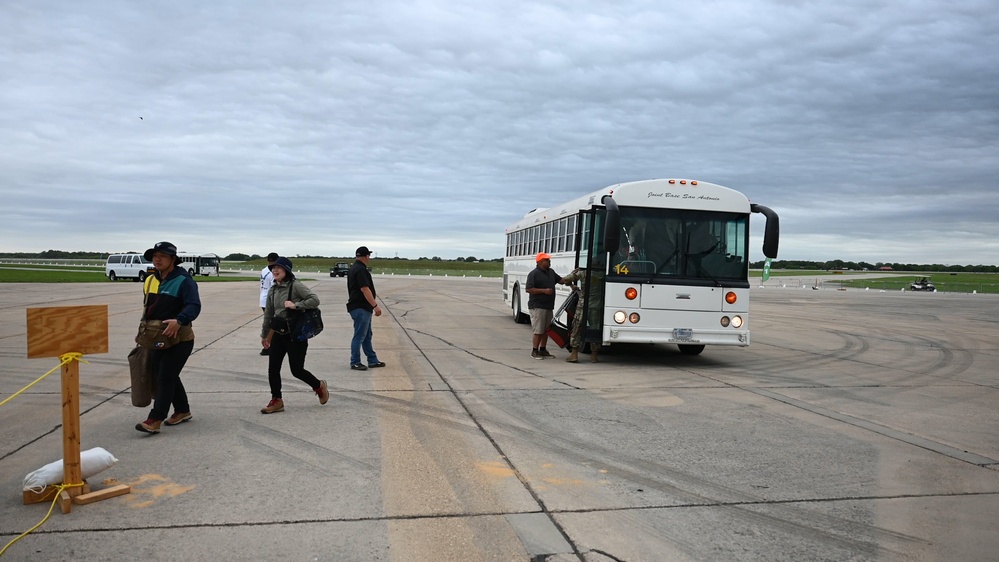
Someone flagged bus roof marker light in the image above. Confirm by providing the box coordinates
[725,292,737,304]
[691,180,697,185]
[679,180,687,184]
[625,287,638,300]
[668,179,676,184]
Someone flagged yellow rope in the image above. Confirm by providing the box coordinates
[0,353,92,556]
[0,482,86,557]
[0,352,87,408]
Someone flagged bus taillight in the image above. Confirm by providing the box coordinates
[725,291,737,304]
[625,287,638,300]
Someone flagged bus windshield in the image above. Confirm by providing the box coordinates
[608,207,748,283]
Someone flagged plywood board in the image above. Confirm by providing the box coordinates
[26,305,109,358]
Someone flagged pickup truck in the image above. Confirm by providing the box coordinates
[330,262,351,277]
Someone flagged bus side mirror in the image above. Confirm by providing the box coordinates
[751,204,780,259]
[602,195,620,253]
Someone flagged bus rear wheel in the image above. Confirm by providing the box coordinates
[512,290,528,324]
[678,344,705,356]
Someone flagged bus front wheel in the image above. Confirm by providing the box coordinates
[678,344,705,356]
[512,290,528,324]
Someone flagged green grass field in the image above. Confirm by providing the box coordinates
[0,264,249,283]
[230,258,503,278]
[834,272,999,293]
[3,261,997,292]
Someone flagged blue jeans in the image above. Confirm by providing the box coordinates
[349,308,379,366]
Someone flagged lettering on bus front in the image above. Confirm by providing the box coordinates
[647,192,721,201]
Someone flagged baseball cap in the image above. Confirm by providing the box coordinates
[536,252,551,262]
[355,246,372,257]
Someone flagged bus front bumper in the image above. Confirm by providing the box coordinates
[604,327,750,347]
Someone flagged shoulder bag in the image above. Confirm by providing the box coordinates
[136,276,194,349]
[286,279,324,341]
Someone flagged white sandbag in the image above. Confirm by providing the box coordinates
[22,447,119,492]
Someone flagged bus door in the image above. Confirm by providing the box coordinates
[576,208,608,346]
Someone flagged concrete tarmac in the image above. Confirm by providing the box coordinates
[1,276,997,561]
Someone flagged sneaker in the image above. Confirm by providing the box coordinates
[368,361,386,368]
[539,348,553,358]
[350,364,368,371]
[260,398,284,414]
[531,350,542,359]
[164,411,192,426]
[135,418,161,434]
[315,380,329,405]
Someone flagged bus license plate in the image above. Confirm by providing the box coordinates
[673,328,693,341]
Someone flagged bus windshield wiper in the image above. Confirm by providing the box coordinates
[687,255,723,287]
[645,247,680,283]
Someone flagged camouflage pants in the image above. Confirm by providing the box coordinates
[570,300,585,349]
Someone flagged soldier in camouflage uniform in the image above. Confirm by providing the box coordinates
[560,268,598,363]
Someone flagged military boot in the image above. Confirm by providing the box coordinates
[566,348,578,363]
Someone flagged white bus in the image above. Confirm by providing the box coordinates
[503,179,779,355]
[177,252,221,276]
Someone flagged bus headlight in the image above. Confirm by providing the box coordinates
[731,315,744,328]
[625,287,638,300]
[629,312,641,324]
[720,316,730,327]
[614,311,627,324]
[726,291,738,304]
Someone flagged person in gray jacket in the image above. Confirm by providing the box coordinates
[259,257,328,414]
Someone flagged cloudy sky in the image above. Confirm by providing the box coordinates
[2,0,996,264]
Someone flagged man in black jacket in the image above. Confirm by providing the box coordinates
[135,241,201,434]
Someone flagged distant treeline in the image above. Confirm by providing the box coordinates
[0,250,504,263]
[749,259,999,273]
[2,251,994,272]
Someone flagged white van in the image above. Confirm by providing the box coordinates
[105,253,154,282]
